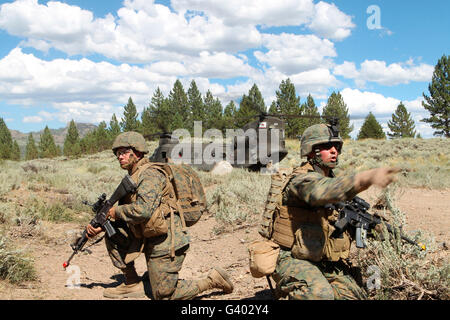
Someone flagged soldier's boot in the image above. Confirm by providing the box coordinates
[103,265,145,299]
[196,267,234,294]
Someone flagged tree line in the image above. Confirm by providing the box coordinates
[0,54,447,161]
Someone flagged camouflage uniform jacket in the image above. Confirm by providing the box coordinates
[283,161,359,208]
[115,158,190,257]
[280,161,360,262]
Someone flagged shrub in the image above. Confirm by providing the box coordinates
[0,234,37,284]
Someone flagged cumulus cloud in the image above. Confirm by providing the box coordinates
[334,60,434,86]
[23,116,43,123]
[307,1,355,41]
[254,33,336,74]
[340,88,433,138]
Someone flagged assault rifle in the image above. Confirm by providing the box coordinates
[329,196,426,251]
[63,175,137,269]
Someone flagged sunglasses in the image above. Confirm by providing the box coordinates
[317,142,342,152]
[116,148,133,158]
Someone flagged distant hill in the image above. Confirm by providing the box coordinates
[10,123,98,155]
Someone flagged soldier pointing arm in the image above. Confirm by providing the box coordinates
[267,123,399,300]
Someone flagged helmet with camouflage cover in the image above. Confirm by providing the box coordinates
[112,131,149,155]
[300,124,343,158]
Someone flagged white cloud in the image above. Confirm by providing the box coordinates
[340,88,433,138]
[308,1,355,41]
[171,0,316,27]
[23,115,43,123]
[254,33,336,74]
[334,59,434,86]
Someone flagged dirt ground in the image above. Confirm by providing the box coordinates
[0,186,448,300]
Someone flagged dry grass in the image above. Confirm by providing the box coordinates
[0,138,448,297]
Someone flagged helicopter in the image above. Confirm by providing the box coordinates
[145,113,289,171]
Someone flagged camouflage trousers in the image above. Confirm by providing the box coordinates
[105,220,201,300]
[272,249,367,300]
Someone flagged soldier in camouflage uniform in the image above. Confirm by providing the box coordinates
[85,131,234,299]
[269,124,400,300]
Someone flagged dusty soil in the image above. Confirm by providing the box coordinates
[0,186,448,300]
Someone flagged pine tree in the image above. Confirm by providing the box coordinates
[95,121,110,151]
[302,94,322,128]
[203,90,223,131]
[357,112,386,140]
[25,133,38,160]
[273,79,303,138]
[141,106,157,137]
[421,54,450,137]
[168,80,190,131]
[188,80,206,125]
[387,102,417,138]
[0,117,13,160]
[235,84,266,128]
[322,91,354,139]
[121,97,141,132]
[108,113,122,142]
[63,120,81,157]
[39,126,59,158]
[148,87,173,133]
[11,140,21,161]
[223,101,238,129]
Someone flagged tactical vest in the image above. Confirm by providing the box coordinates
[122,158,206,257]
[259,163,351,262]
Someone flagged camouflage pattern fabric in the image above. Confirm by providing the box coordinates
[105,219,199,300]
[271,162,367,300]
[112,131,149,154]
[300,124,343,158]
[284,162,359,207]
[146,246,201,300]
[272,249,367,300]
[115,159,190,256]
[104,157,196,299]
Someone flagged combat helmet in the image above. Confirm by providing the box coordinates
[300,123,343,158]
[112,131,149,155]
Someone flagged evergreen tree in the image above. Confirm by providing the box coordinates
[25,133,38,160]
[273,78,303,138]
[235,84,266,127]
[39,126,59,158]
[148,87,173,133]
[108,113,121,139]
[120,97,141,132]
[0,117,13,160]
[188,80,206,126]
[387,102,417,138]
[203,90,223,131]
[357,112,386,140]
[421,54,450,137]
[223,101,238,129]
[302,94,323,129]
[141,106,157,137]
[95,121,110,151]
[11,140,21,161]
[168,80,190,131]
[63,120,81,157]
[268,101,278,114]
[322,91,354,139]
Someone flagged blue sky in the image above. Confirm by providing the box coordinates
[0,0,448,138]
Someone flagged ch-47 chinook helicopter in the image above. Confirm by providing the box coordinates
[145,113,288,171]
[144,112,347,172]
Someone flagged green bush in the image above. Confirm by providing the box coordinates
[0,234,37,284]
